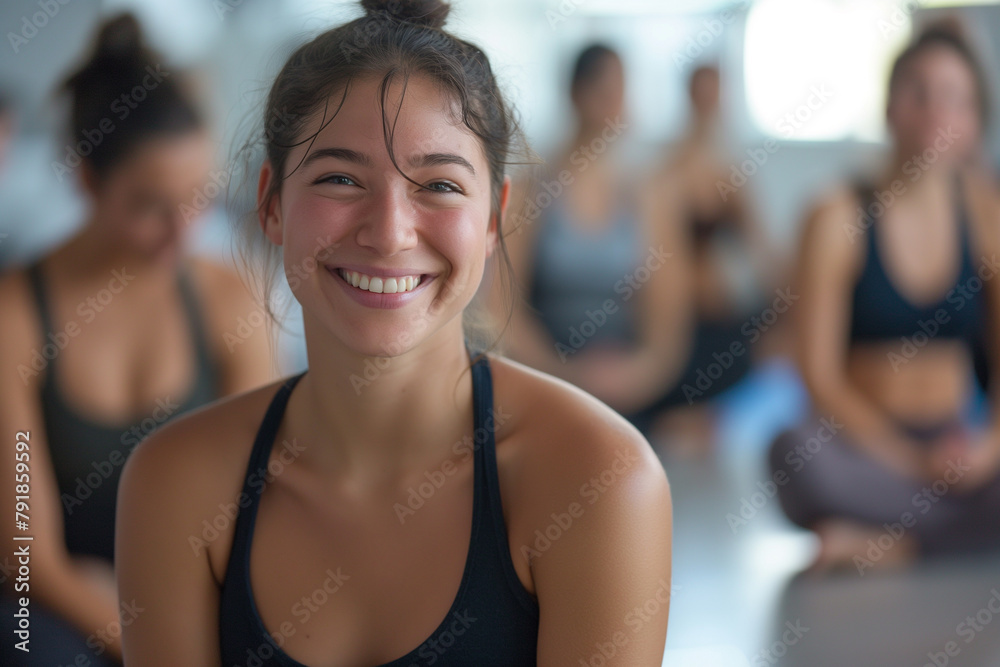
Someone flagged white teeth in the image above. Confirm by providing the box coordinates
[338,269,422,294]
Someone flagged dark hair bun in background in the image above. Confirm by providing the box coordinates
[360,0,451,29]
[91,13,146,60]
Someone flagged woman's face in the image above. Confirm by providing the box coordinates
[574,55,626,128]
[260,74,505,358]
[89,131,215,265]
[887,44,981,164]
[690,68,720,117]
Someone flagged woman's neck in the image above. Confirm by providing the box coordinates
[878,150,957,205]
[559,123,621,175]
[290,321,477,484]
[56,217,178,283]
[688,112,718,144]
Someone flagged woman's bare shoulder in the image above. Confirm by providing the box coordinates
[487,353,667,499]
[118,376,294,516]
[117,375,299,581]
[486,354,671,603]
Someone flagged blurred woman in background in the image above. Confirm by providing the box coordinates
[769,20,1000,571]
[0,14,272,665]
[499,43,692,439]
[632,64,779,453]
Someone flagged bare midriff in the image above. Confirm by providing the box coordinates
[846,339,972,428]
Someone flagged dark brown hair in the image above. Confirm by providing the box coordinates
[230,0,537,368]
[570,42,620,100]
[888,17,991,132]
[61,13,203,179]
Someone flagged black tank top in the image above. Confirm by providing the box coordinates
[218,347,540,666]
[24,258,219,563]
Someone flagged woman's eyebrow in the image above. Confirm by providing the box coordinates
[408,152,476,177]
[302,147,375,169]
[300,146,476,178]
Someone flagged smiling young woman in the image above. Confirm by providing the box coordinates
[114,1,673,665]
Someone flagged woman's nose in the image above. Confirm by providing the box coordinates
[355,188,419,255]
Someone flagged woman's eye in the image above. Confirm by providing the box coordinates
[316,174,356,186]
[426,181,462,194]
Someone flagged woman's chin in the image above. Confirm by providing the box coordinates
[338,327,422,360]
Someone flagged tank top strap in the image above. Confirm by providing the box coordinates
[467,347,539,614]
[231,372,306,550]
[468,348,493,478]
[950,169,975,258]
[24,259,58,360]
[175,262,218,381]
[853,181,880,252]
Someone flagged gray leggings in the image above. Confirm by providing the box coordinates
[767,415,1000,556]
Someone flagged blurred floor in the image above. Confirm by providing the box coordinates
[657,359,1000,667]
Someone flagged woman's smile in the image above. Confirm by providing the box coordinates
[328,263,436,309]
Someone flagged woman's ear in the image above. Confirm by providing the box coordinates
[257,160,283,246]
[487,175,511,258]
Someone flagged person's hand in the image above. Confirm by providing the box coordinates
[922,427,968,481]
[927,430,1000,492]
[926,429,1000,493]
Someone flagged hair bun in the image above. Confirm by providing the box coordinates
[360,0,451,29]
[93,13,146,60]
[63,12,151,96]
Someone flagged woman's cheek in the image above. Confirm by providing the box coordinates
[283,194,349,254]
[424,208,469,253]
[429,209,488,290]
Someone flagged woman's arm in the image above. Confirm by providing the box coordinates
[946,167,1000,488]
[794,188,927,479]
[0,270,125,662]
[523,401,672,665]
[116,413,223,666]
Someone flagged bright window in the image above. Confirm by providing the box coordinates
[744,0,913,142]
